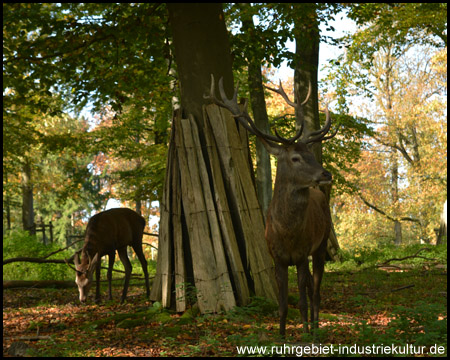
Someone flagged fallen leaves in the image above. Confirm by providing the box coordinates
[3,267,447,357]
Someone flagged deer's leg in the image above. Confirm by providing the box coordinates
[133,244,150,298]
[275,262,288,337]
[306,266,314,325]
[95,260,101,303]
[311,243,326,331]
[297,259,312,333]
[117,247,132,303]
[107,253,115,300]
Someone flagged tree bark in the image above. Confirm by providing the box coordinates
[292,4,340,260]
[240,4,272,216]
[293,4,321,161]
[167,3,234,127]
[150,4,277,313]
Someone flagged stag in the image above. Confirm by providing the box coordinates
[205,75,336,336]
[68,208,150,303]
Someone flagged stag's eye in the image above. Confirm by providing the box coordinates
[291,155,301,163]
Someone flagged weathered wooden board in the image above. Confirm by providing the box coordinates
[204,104,278,302]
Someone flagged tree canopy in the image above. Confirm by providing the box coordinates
[3,2,447,247]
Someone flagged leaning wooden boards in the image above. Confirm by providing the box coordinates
[151,104,277,313]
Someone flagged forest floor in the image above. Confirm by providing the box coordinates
[3,256,447,357]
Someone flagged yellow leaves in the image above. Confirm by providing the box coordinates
[430,48,447,76]
[332,45,447,246]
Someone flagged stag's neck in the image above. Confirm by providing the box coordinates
[271,178,310,228]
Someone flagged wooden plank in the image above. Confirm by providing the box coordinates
[160,123,176,308]
[172,132,186,312]
[188,115,236,311]
[176,116,231,313]
[229,120,278,301]
[205,104,278,302]
[150,119,176,304]
[203,106,250,306]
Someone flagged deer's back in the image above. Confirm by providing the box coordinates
[84,208,145,256]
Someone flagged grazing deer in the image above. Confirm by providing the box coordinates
[68,208,150,303]
[205,75,336,336]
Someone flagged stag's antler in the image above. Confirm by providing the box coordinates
[264,80,313,144]
[265,80,339,145]
[205,74,336,146]
[65,250,82,273]
[305,105,339,144]
[205,75,299,146]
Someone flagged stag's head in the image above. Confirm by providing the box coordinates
[205,75,336,189]
[72,251,99,303]
[273,141,332,189]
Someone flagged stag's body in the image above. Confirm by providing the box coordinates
[267,181,330,267]
[265,142,332,336]
[206,75,335,336]
[73,208,150,303]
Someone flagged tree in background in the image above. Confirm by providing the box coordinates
[328,3,447,247]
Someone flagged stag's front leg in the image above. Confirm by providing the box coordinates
[107,253,115,301]
[95,261,102,303]
[275,262,288,337]
[117,248,132,303]
[297,260,312,333]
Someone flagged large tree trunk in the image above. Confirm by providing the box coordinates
[240,4,272,216]
[293,4,321,160]
[150,4,277,314]
[293,4,340,260]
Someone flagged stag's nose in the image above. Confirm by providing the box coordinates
[317,170,332,185]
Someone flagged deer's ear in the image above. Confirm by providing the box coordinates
[259,138,282,157]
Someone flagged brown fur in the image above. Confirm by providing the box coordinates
[264,143,332,336]
[74,208,150,303]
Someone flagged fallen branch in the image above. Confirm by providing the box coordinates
[3,257,68,265]
[3,239,84,265]
[3,280,76,289]
[377,248,436,267]
[5,335,53,341]
[391,284,415,292]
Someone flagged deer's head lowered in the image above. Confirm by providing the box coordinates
[73,251,99,303]
[205,75,337,336]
